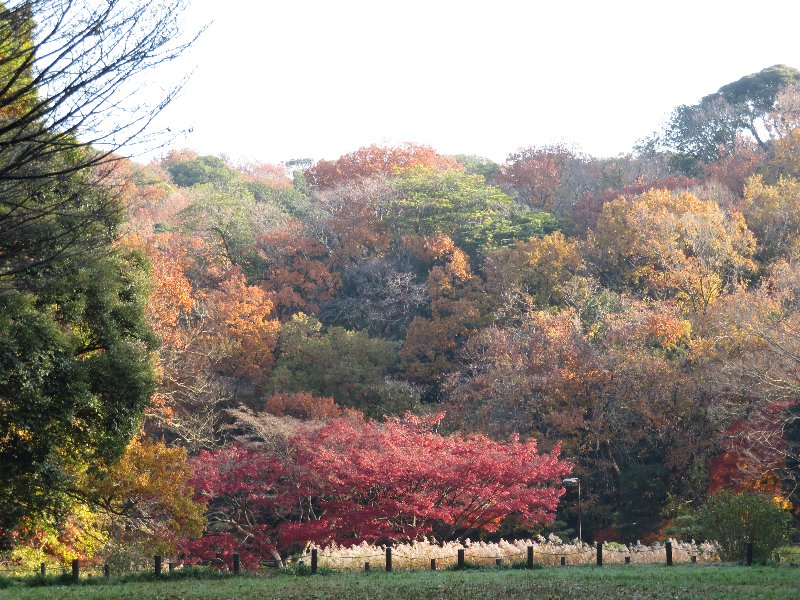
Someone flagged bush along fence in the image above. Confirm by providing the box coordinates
[5,538,780,582]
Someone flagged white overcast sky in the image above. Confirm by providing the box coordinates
[141,0,800,165]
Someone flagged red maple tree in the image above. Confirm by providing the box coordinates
[183,414,571,564]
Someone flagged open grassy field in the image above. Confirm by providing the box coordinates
[1,565,799,600]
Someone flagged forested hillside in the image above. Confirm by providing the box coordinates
[120,63,800,546]
[2,0,799,567]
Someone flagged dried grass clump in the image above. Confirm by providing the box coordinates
[294,537,718,570]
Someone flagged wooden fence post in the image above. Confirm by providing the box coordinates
[746,542,753,566]
[527,546,534,569]
[625,556,630,564]
[71,559,79,583]
[665,541,673,566]
[364,562,370,571]
[40,563,45,576]
[154,555,162,578]
[233,553,240,575]
[691,555,697,564]
[385,547,392,572]
[104,564,110,578]
[596,542,603,566]
[495,557,502,568]
[430,558,436,571]
[457,548,465,569]
[561,556,566,566]
[311,548,318,573]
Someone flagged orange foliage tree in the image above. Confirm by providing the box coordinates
[200,268,281,384]
[145,233,196,347]
[304,143,461,189]
[262,392,356,421]
[254,226,340,319]
[399,235,484,392]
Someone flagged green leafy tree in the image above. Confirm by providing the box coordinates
[178,181,258,268]
[0,0,190,543]
[167,155,239,188]
[611,462,670,541]
[270,314,395,413]
[453,154,501,181]
[247,181,317,224]
[695,491,792,563]
[662,65,800,174]
[389,166,558,255]
[0,246,157,543]
[715,65,800,146]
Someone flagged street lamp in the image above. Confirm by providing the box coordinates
[563,477,581,543]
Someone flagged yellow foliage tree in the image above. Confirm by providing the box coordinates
[484,231,584,309]
[741,174,800,262]
[79,437,205,566]
[588,189,756,313]
[4,438,203,572]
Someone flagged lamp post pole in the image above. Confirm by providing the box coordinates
[564,477,582,543]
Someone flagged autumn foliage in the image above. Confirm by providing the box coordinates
[184,415,570,564]
[200,269,281,382]
[113,134,800,555]
[262,392,353,421]
[13,11,800,575]
[304,143,461,189]
[255,228,341,319]
[19,81,800,567]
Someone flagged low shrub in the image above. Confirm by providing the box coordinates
[695,491,792,563]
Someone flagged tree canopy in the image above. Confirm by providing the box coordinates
[660,65,800,173]
[0,0,192,544]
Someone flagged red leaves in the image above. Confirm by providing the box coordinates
[289,416,571,545]
[185,417,571,561]
[183,447,284,566]
[189,446,281,504]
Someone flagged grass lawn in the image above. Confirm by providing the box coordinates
[1,565,799,600]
